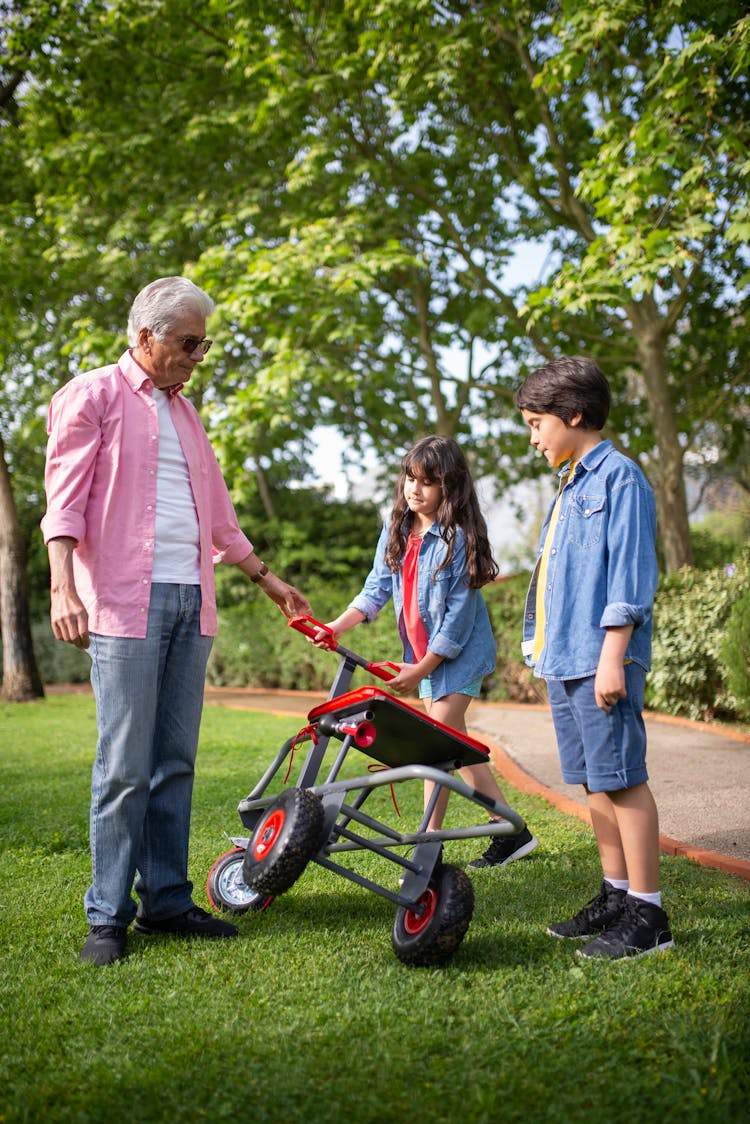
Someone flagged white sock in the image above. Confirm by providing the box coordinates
[628,889,662,908]
[604,877,629,892]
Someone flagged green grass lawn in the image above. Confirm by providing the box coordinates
[1,695,748,1123]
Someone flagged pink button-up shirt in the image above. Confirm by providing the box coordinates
[41,350,253,637]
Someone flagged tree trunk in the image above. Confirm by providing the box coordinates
[630,301,694,573]
[0,433,45,701]
[255,463,276,520]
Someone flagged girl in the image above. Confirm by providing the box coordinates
[316,435,538,867]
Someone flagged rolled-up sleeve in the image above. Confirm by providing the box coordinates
[600,476,658,632]
[41,381,102,545]
[350,522,394,621]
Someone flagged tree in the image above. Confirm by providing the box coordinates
[0,432,44,699]
[194,0,749,571]
[1,0,749,690]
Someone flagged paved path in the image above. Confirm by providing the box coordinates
[203,687,750,882]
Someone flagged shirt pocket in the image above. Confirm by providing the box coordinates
[567,493,606,547]
[425,569,451,618]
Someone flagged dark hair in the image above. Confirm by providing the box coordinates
[385,435,499,588]
[514,356,611,430]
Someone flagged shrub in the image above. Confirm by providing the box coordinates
[206,577,402,691]
[647,551,749,721]
[483,575,547,704]
[30,621,91,685]
[720,566,750,720]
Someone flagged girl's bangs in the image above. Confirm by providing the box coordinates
[403,449,441,481]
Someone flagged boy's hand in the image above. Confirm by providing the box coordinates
[596,625,633,712]
[594,660,627,713]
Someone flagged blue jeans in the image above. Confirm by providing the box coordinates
[85,584,214,927]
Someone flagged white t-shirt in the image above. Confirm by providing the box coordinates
[151,388,201,583]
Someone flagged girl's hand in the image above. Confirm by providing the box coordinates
[386,663,423,696]
[311,622,339,648]
[309,607,366,647]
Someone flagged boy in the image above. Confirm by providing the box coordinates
[515,356,673,960]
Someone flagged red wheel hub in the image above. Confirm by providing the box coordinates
[253,807,285,860]
[404,886,438,935]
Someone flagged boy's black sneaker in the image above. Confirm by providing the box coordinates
[133,904,238,939]
[467,825,539,868]
[576,895,674,961]
[80,925,127,966]
[546,880,627,940]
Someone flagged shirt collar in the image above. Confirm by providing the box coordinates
[119,349,184,397]
[557,438,612,483]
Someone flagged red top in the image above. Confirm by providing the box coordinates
[402,533,429,661]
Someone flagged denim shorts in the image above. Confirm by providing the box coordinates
[419,676,483,701]
[546,664,649,793]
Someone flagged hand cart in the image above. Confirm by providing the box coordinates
[206,615,529,966]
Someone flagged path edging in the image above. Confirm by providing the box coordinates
[481,734,750,883]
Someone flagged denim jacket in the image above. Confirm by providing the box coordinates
[350,520,496,698]
[522,440,658,681]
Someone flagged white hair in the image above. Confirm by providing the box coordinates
[126,277,215,346]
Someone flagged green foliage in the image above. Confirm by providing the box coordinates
[207,576,403,691]
[3,0,750,588]
[647,552,750,721]
[1,696,749,1122]
[689,503,750,570]
[30,531,750,724]
[484,576,547,704]
[690,526,747,571]
[721,577,750,720]
[29,621,91,686]
[215,487,385,597]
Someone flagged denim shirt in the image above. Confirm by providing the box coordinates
[521,440,658,681]
[350,520,496,698]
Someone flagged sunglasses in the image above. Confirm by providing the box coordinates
[176,335,213,355]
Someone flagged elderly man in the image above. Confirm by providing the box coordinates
[42,276,311,966]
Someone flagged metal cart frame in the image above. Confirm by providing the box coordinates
[206,616,529,966]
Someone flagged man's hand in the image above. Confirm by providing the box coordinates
[260,574,312,618]
[47,537,90,648]
[51,588,90,649]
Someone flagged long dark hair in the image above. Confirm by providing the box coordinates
[385,435,499,588]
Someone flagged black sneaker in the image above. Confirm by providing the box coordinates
[467,825,539,868]
[133,905,238,939]
[576,896,674,961]
[80,925,127,966]
[546,880,628,940]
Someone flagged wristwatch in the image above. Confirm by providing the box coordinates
[251,562,269,584]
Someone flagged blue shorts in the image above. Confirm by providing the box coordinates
[546,664,649,793]
[419,676,483,701]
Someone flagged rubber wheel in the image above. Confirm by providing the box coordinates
[392,863,475,967]
[242,787,326,897]
[206,848,273,915]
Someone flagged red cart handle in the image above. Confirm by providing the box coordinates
[366,660,401,682]
[288,614,338,649]
[288,615,399,681]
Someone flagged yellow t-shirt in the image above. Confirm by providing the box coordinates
[532,462,575,663]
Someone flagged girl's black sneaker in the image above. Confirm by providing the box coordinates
[467,825,538,868]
